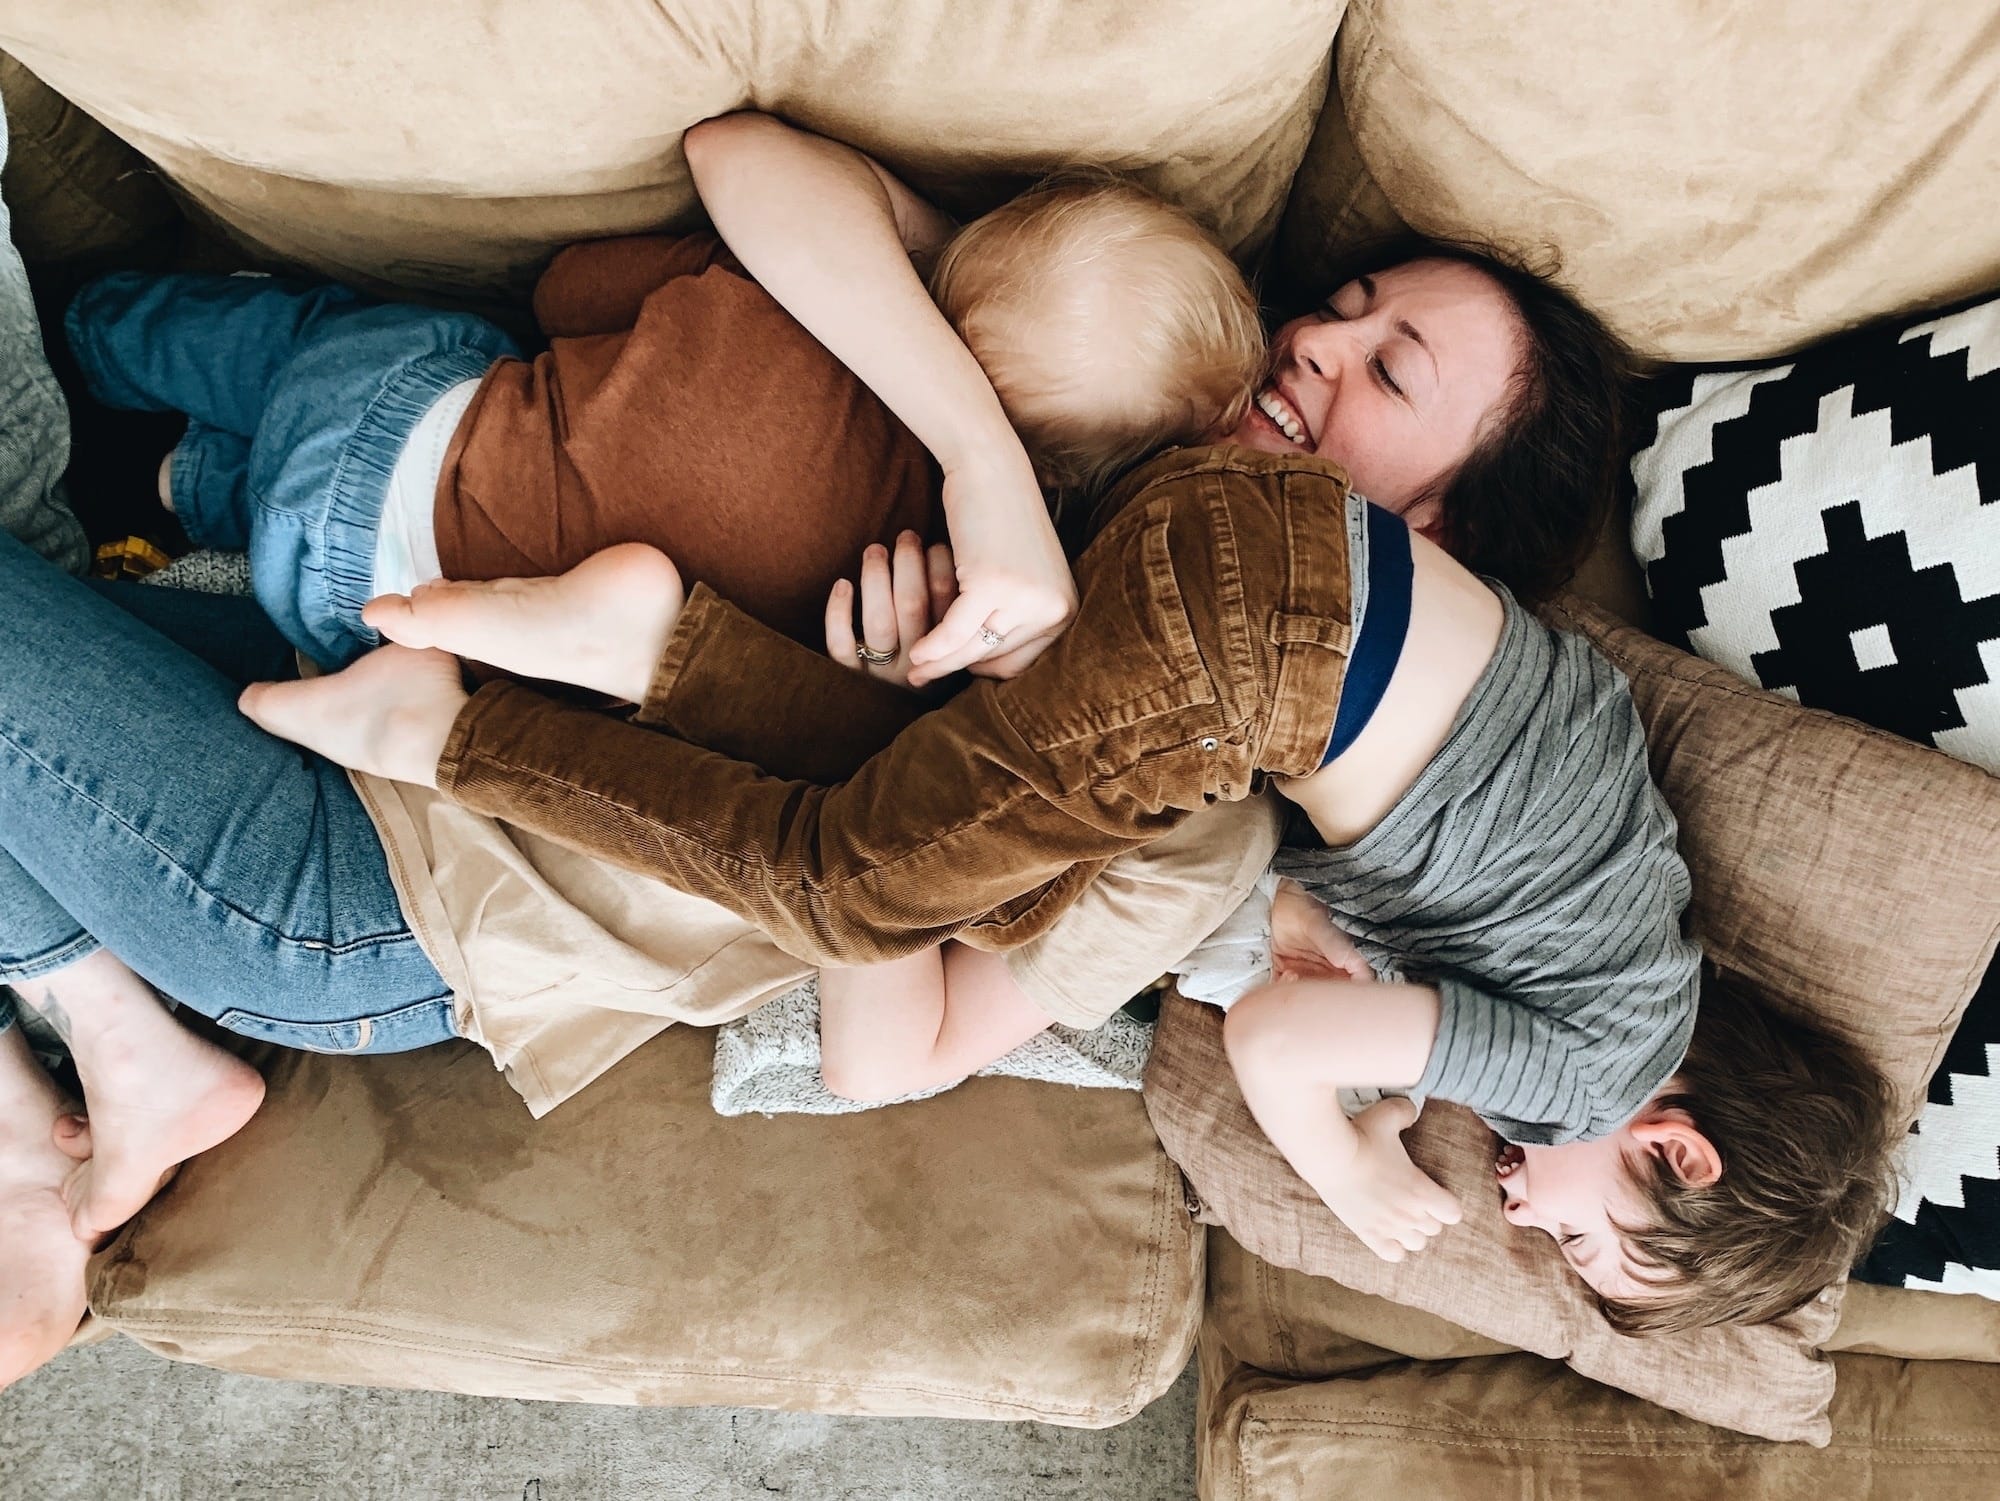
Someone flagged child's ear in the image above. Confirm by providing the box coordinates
[1631,1112,1723,1188]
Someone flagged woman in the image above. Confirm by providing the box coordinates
[0,117,1631,1386]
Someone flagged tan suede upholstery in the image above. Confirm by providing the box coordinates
[0,55,172,268]
[91,1026,1200,1423]
[0,0,1342,299]
[1196,1332,2000,1501]
[1277,0,2000,362]
[6,0,1999,1481]
[1199,1228,2000,1498]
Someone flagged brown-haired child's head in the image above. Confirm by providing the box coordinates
[929,172,1265,503]
[1494,968,1901,1333]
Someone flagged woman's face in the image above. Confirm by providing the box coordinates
[1219,258,1524,531]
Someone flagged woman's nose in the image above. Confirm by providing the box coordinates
[1288,318,1356,382]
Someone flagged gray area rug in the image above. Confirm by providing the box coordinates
[1,1338,1197,1499]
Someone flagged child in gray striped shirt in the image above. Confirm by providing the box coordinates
[1185,570,1894,1333]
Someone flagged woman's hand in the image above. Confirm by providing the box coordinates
[1270,878,1377,985]
[904,451,1077,687]
[825,530,962,691]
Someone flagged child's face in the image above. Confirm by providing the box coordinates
[1493,1131,1659,1304]
[1219,259,1521,526]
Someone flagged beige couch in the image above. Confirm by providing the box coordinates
[7,2,2000,1493]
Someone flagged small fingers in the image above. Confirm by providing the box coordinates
[964,628,1056,682]
[906,594,993,683]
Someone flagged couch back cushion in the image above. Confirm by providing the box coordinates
[0,1,1342,301]
[1276,0,2000,361]
[1147,595,2000,1443]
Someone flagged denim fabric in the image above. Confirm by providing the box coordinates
[0,105,89,574]
[0,530,456,1053]
[65,271,520,667]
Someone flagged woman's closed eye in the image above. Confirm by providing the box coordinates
[1370,354,1404,398]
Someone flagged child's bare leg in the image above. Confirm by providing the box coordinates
[363,542,686,704]
[16,950,265,1243]
[0,1020,91,1388]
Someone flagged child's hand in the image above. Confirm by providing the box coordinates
[825,531,957,691]
[1270,878,1377,984]
[905,454,1077,687]
[1312,1097,1463,1262]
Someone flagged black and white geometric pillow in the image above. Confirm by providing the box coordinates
[1629,293,2000,1297]
[1632,296,2000,771]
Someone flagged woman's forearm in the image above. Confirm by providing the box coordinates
[683,112,1027,485]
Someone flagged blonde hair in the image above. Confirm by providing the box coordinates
[929,172,1265,504]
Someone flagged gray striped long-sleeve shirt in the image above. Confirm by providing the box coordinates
[1275,589,1700,1146]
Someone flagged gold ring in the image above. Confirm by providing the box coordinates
[855,642,898,666]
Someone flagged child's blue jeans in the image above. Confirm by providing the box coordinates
[65,272,521,667]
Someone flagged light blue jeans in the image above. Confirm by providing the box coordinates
[0,529,456,1053]
[65,271,520,667]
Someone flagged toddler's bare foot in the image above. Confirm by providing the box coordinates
[157,452,174,512]
[239,643,467,786]
[362,542,685,704]
[0,1024,91,1389]
[18,952,265,1244]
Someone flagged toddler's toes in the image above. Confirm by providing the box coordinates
[361,593,427,647]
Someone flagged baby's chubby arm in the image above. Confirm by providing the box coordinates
[683,111,1074,685]
[1222,979,1463,1262]
[818,944,1055,1104]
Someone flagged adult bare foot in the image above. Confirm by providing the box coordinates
[0,1022,92,1388]
[239,642,467,786]
[17,952,265,1244]
[362,542,685,704]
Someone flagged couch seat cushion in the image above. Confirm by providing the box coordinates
[88,1024,1199,1424]
[1194,1332,2000,1501]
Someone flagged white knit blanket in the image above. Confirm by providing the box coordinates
[710,977,1155,1117]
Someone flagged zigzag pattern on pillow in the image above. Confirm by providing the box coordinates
[1629,294,2000,1297]
[1631,298,2000,772]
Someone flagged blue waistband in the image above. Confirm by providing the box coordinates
[1323,502,1414,765]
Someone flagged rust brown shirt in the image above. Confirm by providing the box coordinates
[436,447,1360,964]
[436,233,940,644]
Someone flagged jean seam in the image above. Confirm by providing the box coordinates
[0,721,413,957]
[169,429,227,549]
[0,928,101,984]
